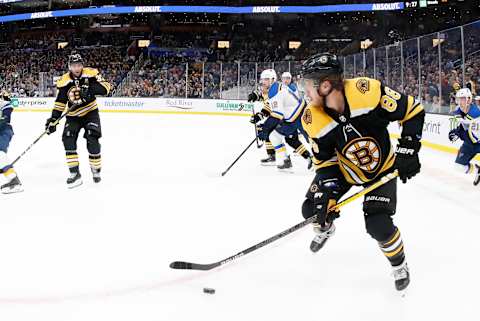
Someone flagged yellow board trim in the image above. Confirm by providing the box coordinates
[14,109,253,117]
[390,133,480,161]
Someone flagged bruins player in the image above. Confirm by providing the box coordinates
[299,53,425,291]
[45,53,111,188]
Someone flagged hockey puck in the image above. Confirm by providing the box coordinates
[203,287,215,294]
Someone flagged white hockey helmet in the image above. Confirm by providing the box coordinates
[456,88,472,100]
[281,71,292,79]
[260,69,277,82]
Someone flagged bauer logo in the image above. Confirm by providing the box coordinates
[372,3,402,11]
[134,6,162,13]
[216,101,253,112]
[31,11,53,19]
[252,6,280,13]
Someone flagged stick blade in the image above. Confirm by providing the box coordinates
[169,261,216,271]
[169,261,194,270]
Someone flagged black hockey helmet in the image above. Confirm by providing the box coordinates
[301,53,342,80]
[68,52,83,66]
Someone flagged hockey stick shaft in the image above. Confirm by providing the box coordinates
[11,109,70,166]
[221,137,257,177]
[170,170,399,270]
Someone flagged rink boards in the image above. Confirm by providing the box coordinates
[12,97,476,160]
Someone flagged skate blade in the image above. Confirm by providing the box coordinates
[277,168,294,173]
[67,179,83,189]
[1,186,24,194]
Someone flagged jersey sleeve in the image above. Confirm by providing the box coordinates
[89,72,111,96]
[376,84,425,140]
[1,102,13,124]
[52,85,68,119]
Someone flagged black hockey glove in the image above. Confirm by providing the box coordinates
[394,137,421,184]
[247,91,261,103]
[448,128,461,142]
[45,117,59,135]
[250,112,264,124]
[313,180,341,227]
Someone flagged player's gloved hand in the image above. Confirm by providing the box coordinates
[247,91,260,103]
[394,136,421,184]
[80,84,94,102]
[448,128,460,142]
[45,117,59,135]
[313,181,340,227]
[257,124,270,141]
[250,112,264,124]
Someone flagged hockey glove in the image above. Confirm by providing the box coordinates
[247,91,261,103]
[394,136,421,184]
[313,181,340,227]
[250,112,264,124]
[45,117,59,135]
[448,128,461,142]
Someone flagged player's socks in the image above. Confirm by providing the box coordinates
[89,154,102,183]
[66,151,79,171]
[378,228,410,291]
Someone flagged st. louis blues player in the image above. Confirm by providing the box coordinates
[0,91,23,194]
[448,88,480,185]
[255,69,312,170]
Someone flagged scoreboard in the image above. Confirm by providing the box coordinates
[405,0,450,8]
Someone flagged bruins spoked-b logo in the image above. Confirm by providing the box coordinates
[67,86,83,106]
[303,109,312,125]
[356,79,370,94]
[342,137,381,172]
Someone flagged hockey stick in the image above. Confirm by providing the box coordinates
[170,170,399,270]
[221,137,257,177]
[11,107,71,166]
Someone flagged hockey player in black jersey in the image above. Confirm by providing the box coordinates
[45,53,111,188]
[299,53,425,291]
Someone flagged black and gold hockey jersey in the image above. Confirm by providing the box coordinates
[52,67,111,118]
[302,77,425,186]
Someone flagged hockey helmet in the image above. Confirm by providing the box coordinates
[260,69,277,82]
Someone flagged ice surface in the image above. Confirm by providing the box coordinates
[0,112,479,321]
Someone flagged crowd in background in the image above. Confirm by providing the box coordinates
[0,21,478,114]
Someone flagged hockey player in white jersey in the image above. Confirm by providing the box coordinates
[448,88,480,185]
[281,72,299,94]
[255,69,312,170]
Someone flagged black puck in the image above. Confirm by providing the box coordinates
[203,287,215,294]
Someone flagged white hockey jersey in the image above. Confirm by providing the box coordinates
[268,82,306,123]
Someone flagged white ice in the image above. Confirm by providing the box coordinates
[0,111,479,321]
